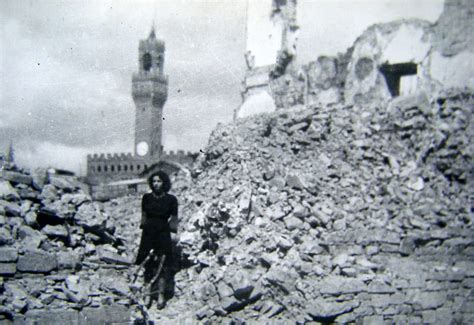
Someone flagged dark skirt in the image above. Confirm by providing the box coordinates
[135,219,174,285]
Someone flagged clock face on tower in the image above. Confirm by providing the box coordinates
[136,141,149,156]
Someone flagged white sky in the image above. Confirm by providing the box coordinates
[0,0,444,175]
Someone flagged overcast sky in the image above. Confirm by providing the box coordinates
[0,0,444,175]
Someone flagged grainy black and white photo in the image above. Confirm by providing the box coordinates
[0,0,473,323]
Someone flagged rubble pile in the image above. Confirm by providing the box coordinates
[161,90,473,323]
[0,167,137,324]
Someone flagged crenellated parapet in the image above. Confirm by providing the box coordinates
[162,150,198,166]
[85,152,153,185]
[87,152,134,162]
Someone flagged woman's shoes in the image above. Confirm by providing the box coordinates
[156,294,166,310]
[143,295,152,308]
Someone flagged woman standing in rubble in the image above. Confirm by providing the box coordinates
[135,170,178,309]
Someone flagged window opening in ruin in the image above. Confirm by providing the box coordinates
[137,165,141,170]
[130,165,134,171]
[97,166,101,172]
[111,165,115,172]
[143,53,152,71]
[379,62,417,97]
[124,165,128,171]
[104,166,108,172]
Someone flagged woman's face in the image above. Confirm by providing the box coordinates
[152,175,164,192]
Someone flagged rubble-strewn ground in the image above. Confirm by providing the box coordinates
[163,89,473,324]
[0,167,147,323]
[1,89,473,324]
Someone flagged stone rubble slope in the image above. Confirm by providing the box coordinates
[161,90,473,324]
[0,167,141,324]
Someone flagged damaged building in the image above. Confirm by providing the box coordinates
[236,0,474,117]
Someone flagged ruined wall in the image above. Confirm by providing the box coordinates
[238,0,474,117]
[236,0,299,119]
[344,19,434,106]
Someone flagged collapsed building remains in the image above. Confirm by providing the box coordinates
[236,0,474,117]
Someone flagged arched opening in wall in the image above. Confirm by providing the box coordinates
[130,165,134,171]
[104,166,108,172]
[124,165,128,172]
[111,165,115,172]
[98,166,102,172]
[379,62,417,97]
[137,165,141,171]
[143,53,152,71]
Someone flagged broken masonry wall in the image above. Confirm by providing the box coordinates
[344,19,434,106]
[340,0,474,106]
[240,0,473,117]
[429,0,474,90]
[237,0,299,119]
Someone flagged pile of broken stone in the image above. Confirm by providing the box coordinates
[158,90,473,324]
[0,166,139,323]
[1,89,472,324]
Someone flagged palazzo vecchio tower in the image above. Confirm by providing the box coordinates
[132,27,168,160]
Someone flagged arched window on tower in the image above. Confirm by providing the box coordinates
[143,53,152,71]
[157,54,163,69]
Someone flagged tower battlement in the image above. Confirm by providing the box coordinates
[87,152,134,162]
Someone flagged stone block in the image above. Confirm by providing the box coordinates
[79,305,130,325]
[40,184,58,201]
[196,306,214,320]
[221,296,243,312]
[0,181,20,201]
[1,201,21,217]
[319,276,366,295]
[0,227,13,245]
[422,308,455,324]
[57,251,81,270]
[24,309,79,324]
[286,174,306,190]
[0,263,16,275]
[306,298,360,320]
[2,171,32,186]
[283,216,304,231]
[97,247,131,265]
[17,250,57,273]
[0,247,18,262]
[49,175,78,191]
[362,315,385,325]
[42,224,69,238]
[217,281,233,299]
[409,290,448,310]
[194,280,217,302]
[228,270,254,299]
